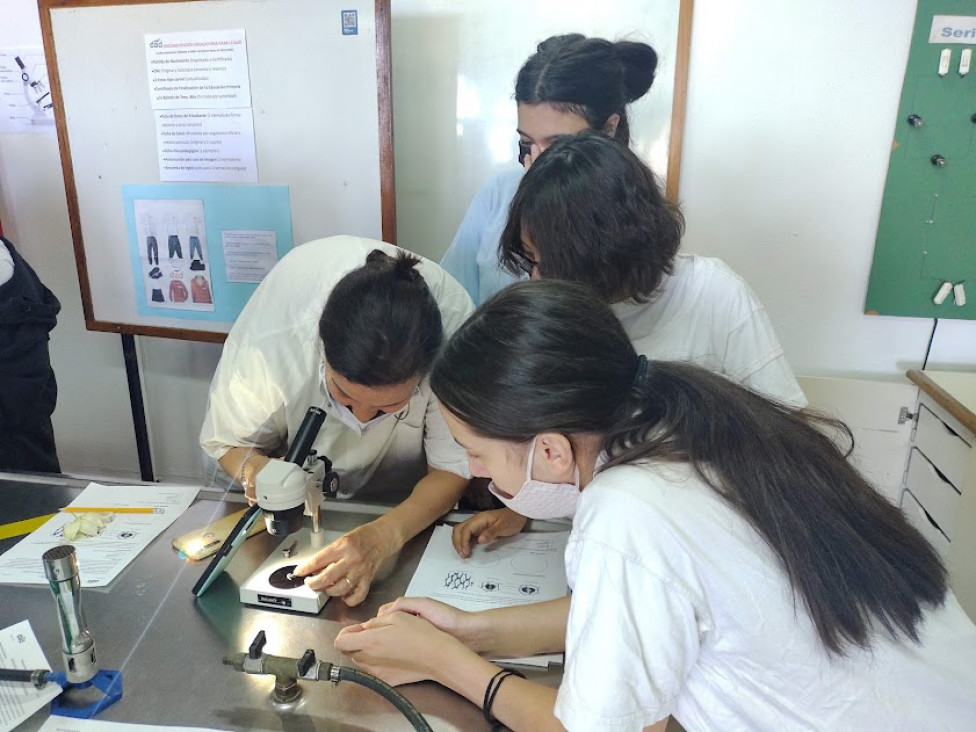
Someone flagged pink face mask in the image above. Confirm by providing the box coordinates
[488,437,580,520]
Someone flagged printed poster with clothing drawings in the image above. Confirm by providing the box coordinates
[406,524,569,611]
[132,198,214,311]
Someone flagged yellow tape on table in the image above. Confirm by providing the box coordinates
[0,513,57,541]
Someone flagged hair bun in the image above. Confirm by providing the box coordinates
[365,248,423,283]
[614,40,658,102]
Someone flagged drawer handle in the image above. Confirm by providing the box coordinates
[917,501,950,542]
[925,459,953,486]
[921,404,971,445]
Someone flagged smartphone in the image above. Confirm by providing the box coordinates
[173,507,265,561]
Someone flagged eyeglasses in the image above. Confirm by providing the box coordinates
[511,248,538,276]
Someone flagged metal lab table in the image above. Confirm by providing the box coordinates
[0,474,561,731]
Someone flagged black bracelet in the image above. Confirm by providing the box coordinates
[482,668,525,726]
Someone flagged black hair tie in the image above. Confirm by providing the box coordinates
[633,354,648,388]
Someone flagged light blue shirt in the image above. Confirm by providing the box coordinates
[440,167,525,305]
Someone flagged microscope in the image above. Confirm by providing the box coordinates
[241,407,342,613]
[252,406,338,536]
[194,406,341,613]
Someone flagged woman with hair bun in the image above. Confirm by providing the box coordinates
[440,33,659,304]
[201,236,474,606]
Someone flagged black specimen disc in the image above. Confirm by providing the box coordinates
[268,564,305,590]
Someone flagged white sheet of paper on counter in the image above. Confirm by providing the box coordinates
[37,718,228,731]
[405,524,569,667]
[0,620,62,732]
[0,483,197,587]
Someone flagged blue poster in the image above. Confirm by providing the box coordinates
[122,184,292,323]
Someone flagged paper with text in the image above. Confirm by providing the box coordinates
[0,483,197,587]
[0,620,61,732]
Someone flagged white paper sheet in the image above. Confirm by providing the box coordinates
[145,30,251,110]
[0,48,57,135]
[155,109,258,183]
[0,620,61,732]
[405,525,569,667]
[0,483,197,587]
[221,230,278,283]
[38,719,227,731]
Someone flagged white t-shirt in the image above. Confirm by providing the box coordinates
[200,236,474,498]
[556,463,976,731]
[613,254,806,407]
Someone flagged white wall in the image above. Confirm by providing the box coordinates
[2,0,974,483]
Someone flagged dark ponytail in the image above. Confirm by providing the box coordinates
[432,279,947,655]
[515,34,658,146]
[320,249,442,386]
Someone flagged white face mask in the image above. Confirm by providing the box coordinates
[488,436,580,520]
[319,361,407,437]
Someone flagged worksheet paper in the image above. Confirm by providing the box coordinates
[0,620,61,732]
[405,524,570,667]
[38,719,226,731]
[0,483,197,587]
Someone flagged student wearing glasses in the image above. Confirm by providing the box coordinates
[440,33,659,305]
[452,131,805,553]
[334,280,976,732]
[200,236,473,605]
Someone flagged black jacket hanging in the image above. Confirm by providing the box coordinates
[0,236,62,472]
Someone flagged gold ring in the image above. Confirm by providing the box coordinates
[344,576,354,590]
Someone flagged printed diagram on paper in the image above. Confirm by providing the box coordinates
[405,525,569,611]
[0,48,56,134]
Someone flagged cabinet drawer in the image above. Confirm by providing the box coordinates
[905,448,960,540]
[914,405,972,490]
[901,489,950,560]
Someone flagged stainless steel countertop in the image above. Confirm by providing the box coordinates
[0,476,562,731]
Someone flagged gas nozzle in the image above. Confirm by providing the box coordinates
[43,545,98,684]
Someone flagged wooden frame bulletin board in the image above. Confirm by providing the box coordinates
[40,0,394,343]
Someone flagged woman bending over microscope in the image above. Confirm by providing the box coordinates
[200,236,473,606]
[334,280,976,731]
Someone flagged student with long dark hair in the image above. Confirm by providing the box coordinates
[335,280,976,731]
[201,236,473,605]
[454,131,805,553]
[440,33,658,304]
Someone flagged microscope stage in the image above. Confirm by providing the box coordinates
[240,527,342,614]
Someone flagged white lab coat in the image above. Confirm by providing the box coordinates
[200,236,474,499]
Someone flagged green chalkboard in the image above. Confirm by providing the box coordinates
[865,0,976,320]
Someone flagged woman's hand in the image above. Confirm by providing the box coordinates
[376,596,487,649]
[293,519,397,606]
[452,508,528,558]
[334,610,471,686]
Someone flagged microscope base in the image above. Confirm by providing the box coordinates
[240,528,341,614]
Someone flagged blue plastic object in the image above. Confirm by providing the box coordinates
[49,669,123,718]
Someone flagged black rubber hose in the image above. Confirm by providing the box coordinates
[335,666,432,732]
[0,668,50,686]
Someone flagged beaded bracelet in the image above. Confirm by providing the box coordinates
[482,668,526,727]
[238,451,261,491]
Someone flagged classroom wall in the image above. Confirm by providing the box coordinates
[2,0,974,483]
